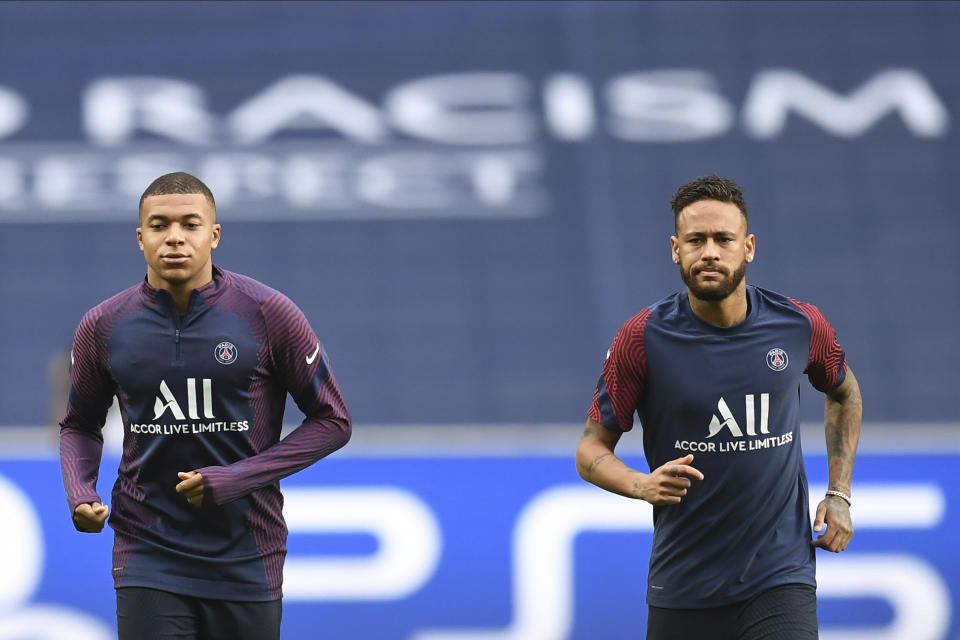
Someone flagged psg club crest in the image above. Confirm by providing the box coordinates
[766,347,788,371]
[215,341,238,365]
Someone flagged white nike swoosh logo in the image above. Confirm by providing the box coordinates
[305,343,320,365]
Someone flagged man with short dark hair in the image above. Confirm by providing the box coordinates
[576,175,862,639]
[60,171,352,640]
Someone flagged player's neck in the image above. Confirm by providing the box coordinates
[687,285,749,327]
[147,270,213,314]
[164,287,195,314]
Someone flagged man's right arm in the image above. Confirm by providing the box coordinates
[59,310,115,530]
[576,418,703,506]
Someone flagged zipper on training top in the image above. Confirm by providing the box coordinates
[164,288,195,365]
[173,306,186,365]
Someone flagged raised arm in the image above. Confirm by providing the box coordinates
[576,418,702,506]
[812,366,862,552]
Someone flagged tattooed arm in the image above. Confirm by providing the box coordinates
[812,366,862,552]
[576,418,703,506]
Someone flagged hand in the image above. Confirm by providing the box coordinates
[637,454,704,506]
[73,501,109,533]
[176,471,205,506]
[811,495,853,552]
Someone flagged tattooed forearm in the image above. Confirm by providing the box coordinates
[824,369,863,492]
[581,422,601,439]
[576,419,637,498]
[588,453,612,479]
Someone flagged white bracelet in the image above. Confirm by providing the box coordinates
[825,489,852,506]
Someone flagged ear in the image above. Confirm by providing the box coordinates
[669,235,680,264]
[136,227,144,251]
[210,223,221,250]
[745,233,756,263]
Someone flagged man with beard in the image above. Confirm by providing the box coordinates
[575,175,862,639]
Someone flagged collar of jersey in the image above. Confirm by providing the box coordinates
[680,285,757,334]
[139,264,226,308]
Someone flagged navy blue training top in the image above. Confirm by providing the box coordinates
[60,266,351,601]
[588,285,846,608]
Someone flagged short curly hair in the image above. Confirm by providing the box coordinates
[670,175,747,231]
[139,172,216,220]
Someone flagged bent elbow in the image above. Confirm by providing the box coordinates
[336,417,352,449]
[574,445,592,482]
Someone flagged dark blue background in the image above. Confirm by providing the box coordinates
[1,1,958,426]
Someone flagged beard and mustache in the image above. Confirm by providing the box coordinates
[679,258,747,302]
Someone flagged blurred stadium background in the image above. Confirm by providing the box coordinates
[0,1,958,638]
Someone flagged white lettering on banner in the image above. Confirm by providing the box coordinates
[543,74,595,141]
[34,155,106,209]
[0,85,28,139]
[0,475,113,639]
[809,484,949,640]
[606,70,734,141]
[0,145,547,222]
[0,68,949,148]
[283,487,441,600]
[386,73,537,145]
[228,75,388,145]
[817,556,950,640]
[743,69,950,138]
[351,150,541,211]
[356,153,465,209]
[281,152,350,208]
[413,483,949,640]
[84,77,216,146]
[0,68,950,222]
[414,486,650,640]
[0,475,43,609]
[0,605,114,640]
[807,483,946,528]
[199,153,277,204]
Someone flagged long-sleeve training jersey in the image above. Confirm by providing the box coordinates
[60,265,351,601]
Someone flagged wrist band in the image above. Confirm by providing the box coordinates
[825,489,852,506]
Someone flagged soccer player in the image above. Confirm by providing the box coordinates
[576,175,862,639]
[59,172,352,640]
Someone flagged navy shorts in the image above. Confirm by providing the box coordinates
[646,583,818,640]
[116,587,282,640]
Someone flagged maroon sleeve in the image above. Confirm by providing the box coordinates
[587,309,650,432]
[199,293,351,505]
[59,308,115,515]
[790,299,847,392]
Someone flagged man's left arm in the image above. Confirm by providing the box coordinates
[183,293,352,506]
[812,366,862,552]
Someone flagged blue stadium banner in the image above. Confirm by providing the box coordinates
[0,451,955,639]
[2,2,959,427]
